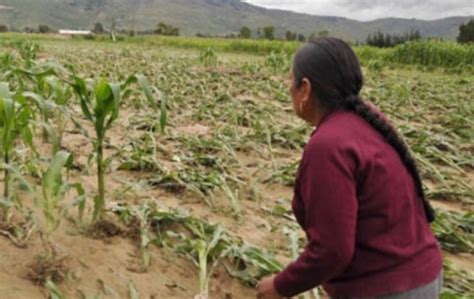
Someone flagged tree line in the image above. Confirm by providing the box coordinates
[0,19,473,44]
[365,29,422,48]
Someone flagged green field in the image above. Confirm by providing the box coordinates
[0,35,473,298]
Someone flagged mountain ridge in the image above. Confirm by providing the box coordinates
[0,0,471,41]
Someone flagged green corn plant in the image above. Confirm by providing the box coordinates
[128,281,140,299]
[72,77,120,221]
[2,54,63,94]
[45,279,66,299]
[0,52,17,77]
[14,40,40,68]
[264,123,277,172]
[70,75,166,221]
[0,162,36,247]
[265,51,290,74]
[0,82,33,218]
[40,151,76,237]
[241,62,262,74]
[22,91,57,143]
[41,76,72,146]
[148,166,219,207]
[22,75,73,151]
[442,260,474,297]
[367,59,384,74]
[124,75,168,134]
[114,204,284,291]
[118,132,163,172]
[128,204,153,272]
[223,244,283,286]
[431,210,474,254]
[218,175,241,219]
[268,161,299,187]
[199,47,218,68]
[176,223,228,298]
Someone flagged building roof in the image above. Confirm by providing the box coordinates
[59,30,93,35]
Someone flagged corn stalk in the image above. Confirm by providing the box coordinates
[0,82,33,218]
[70,75,166,221]
[40,151,76,237]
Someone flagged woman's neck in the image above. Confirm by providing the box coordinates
[312,106,331,127]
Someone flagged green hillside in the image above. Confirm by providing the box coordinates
[0,0,471,41]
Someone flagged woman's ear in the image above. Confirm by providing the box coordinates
[300,78,313,104]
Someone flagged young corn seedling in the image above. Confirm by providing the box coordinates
[431,210,474,254]
[442,260,474,296]
[223,244,283,286]
[267,161,299,187]
[22,90,59,148]
[14,40,40,68]
[199,47,218,68]
[176,223,228,298]
[45,279,66,299]
[0,82,33,219]
[265,51,290,74]
[118,132,164,172]
[118,204,284,294]
[128,204,154,272]
[0,163,36,247]
[27,151,85,286]
[218,174,241,219]
[23,75,72,148]
[71,74,166,221]
[39,150,76,237]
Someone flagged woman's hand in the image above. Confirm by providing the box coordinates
[256,275,283,299]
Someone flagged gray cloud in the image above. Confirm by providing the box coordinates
[244,0,474,21]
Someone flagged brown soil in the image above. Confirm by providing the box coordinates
[27,250,70,285]
[0,43,472,299]
[1,112,471,298]
[0,227,254,298]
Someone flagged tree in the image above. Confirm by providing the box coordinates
[318,30,329,38]
[298,34,306,42]
[410,29,421,40]
[384,33,392,47]
[196,32,209,38]
[23,27,35,33]
[0,24,8,33]
[457,19,474,43]
[285,30,296,41]
[38,24,51,34]
[239,26,251,39]
[366,29,422,48]
[155,22,179,36]
[263,26,275,40]
[93,22,105,34]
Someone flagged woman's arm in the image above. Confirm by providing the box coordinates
[273,137,359,297]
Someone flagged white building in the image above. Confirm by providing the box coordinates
[59,30,93,36]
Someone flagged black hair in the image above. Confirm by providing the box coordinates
[293,37,435,223]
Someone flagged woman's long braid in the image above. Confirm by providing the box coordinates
[343,94,435,222]
[293,38,436,222]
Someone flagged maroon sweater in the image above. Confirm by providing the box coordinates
[274,110,442,298]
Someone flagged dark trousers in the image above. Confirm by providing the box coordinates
[332,271,443,299]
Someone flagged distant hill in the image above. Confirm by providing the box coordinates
[0,0,471,41]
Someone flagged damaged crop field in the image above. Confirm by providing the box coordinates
[0,35,472,298]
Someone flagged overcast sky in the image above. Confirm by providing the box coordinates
[244,0,474,21]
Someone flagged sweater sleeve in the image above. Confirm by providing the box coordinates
[273,138,359,297]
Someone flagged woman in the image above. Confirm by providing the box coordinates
[256,38,443,299]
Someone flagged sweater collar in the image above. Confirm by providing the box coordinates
[310,110,338,136]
